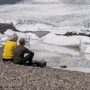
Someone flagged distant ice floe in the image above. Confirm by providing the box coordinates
[18,0,90,4]
[32,0,60,3]
[15,23,53,31]
[19,0,61,4]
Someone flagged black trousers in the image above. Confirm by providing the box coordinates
[3,58,13,63]
[23,52,34,65]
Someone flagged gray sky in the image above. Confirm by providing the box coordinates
[0,0,16,4]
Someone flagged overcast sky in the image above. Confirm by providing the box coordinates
[0,0,16,4]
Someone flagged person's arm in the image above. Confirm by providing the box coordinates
[2,42,6,53]
[24,47,33,53]
[12,42,17,53]
[2,44,5,53]
[13,42,17,49]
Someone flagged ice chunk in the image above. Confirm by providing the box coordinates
[41,33,80,46]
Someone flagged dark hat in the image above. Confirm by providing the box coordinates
[19,38,25,45]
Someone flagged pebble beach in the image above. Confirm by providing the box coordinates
[0,61,90,90]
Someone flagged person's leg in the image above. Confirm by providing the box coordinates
[23,52,34,65]
[3,58,6,63]
[3,58,13,63]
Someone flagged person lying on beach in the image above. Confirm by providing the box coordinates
[3,33,18,62]
[13,38,34,65]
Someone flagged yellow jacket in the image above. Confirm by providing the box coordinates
[3,40,17,59]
